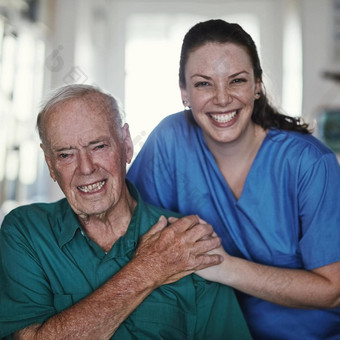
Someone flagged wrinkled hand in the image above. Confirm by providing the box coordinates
[169,216,230,283]
[133,215,223,286]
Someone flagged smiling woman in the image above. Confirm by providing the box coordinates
[124,12,261,162]
[127,19,340,340]
[180,42,262,149]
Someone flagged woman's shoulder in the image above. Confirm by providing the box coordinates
[155,111,189,131]
[149,111,199,145]
[267,128,334,157]
[265,128,339,174]
[253,129,340,191]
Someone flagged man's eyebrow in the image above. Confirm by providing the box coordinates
[54,146,74,153]
[52,137,111,152]
[88,137,110,145]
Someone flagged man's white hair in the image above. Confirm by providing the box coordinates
[37,84,125,146]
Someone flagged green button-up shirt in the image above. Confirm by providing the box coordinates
[0,182,251,339]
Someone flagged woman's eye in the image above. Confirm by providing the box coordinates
[231,78,246,84]
[194,81,210,87]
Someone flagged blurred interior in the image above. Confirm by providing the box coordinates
[0,0,340,220]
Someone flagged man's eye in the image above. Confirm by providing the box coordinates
[58,153,69,159]
[95,144,106,150]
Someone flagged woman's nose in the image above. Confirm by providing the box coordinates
[213,86,233,106]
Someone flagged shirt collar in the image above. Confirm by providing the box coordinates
[107,180,145,257]
[57,180,144,252]
[58,199,82,248]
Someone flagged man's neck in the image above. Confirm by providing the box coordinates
[78,191,137,253]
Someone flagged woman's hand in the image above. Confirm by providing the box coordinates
[167,216,227,283]
[195,245,229,282]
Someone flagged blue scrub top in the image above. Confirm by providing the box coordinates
[127,112,340,340]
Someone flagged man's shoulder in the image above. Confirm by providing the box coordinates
[1,198,69,233]
[127,181,183,235]
[4,198,67,218]
[143,201,183,220]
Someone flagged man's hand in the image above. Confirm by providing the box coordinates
[12,215,224,340]
[133,215,223,286]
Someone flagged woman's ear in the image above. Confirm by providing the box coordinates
[180,87,191,109]
[255,80,262,95]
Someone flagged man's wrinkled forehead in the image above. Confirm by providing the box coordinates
[81,92,113,116]
[48,93,113,124]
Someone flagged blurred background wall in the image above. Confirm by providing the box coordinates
[0,0,339,216]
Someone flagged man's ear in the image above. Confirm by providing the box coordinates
[40,143,57,182]
[122,124,134,164]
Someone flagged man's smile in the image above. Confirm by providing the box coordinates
[77,180,106,193]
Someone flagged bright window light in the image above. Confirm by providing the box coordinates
[282,1,303,116]
[13,33,36,121]
[1,34,16,97]
[5,149,19,181]
[19,140,38,185]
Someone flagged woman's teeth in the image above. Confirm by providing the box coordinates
[210,111,237,123]
[78,181,105,193]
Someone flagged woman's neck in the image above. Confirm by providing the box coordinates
[206,124,267,200]
[206,122,265,159]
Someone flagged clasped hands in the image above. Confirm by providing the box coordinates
[133,215,225,286]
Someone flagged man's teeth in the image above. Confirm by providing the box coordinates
[210,111,237,123]
[78,181,105,193]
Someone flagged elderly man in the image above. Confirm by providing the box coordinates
[0,84,251,339]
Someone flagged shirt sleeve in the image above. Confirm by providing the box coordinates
[298,152,340,269]
[0,213,56,338]
[127,120,178,212]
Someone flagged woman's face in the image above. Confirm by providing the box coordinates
[181,42,261,146]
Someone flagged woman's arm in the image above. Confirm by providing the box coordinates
[197,247,340,309]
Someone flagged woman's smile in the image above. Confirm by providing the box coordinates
[208,110,239,126]
[181,42,261,145]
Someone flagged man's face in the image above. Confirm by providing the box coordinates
[42,96,133,217]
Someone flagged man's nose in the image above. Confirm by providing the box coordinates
[78,151,96,175]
